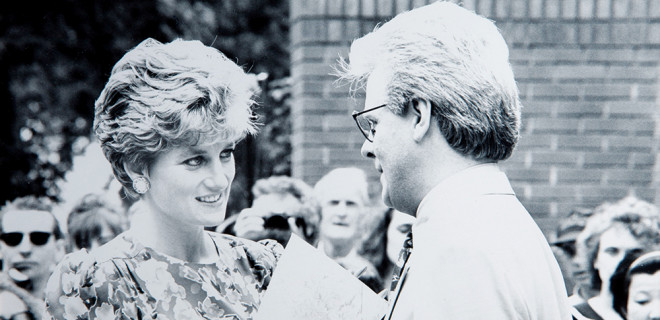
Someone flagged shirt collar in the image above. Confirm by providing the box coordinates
[414,163,514,225]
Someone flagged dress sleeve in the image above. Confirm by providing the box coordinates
[45,249,97,320]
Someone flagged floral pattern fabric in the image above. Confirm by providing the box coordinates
[45,232,282,320]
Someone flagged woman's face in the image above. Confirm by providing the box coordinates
[595,224,643,289]
[626,271,660,320]
[386,210,416,264]
[143,141,236,227]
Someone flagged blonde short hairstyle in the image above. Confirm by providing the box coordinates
[337,1,521,161]
[94,38,258,199]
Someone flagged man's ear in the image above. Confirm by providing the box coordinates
[410,99,433,142]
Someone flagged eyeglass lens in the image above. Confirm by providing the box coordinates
[0,232,52,247]
[355,116,374,140]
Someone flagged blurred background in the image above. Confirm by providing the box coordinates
[2,0,660,236]
[288,0,660,236]
[0,0,291,216]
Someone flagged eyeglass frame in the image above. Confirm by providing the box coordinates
[352,104,387,142]
[0,231,53,247]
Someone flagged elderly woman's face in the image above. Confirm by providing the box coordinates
[143,141,236,227]
[626,271,660,320]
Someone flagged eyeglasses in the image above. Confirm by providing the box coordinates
[352,104,387,142]
[0,232,52,247]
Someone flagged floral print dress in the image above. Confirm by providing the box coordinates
[45,231,282,320]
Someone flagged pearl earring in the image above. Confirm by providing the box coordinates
[132,176,151,194]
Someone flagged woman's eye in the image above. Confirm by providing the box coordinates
[632,292,651,305]
[220,149,235,160]
[183,156,205,167]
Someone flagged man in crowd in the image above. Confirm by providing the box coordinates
[1,196,65,300]
[313,167,381,291]
[337,1,570,318]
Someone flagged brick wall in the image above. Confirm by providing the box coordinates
[290,0,660,235]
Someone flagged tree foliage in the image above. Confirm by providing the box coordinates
[0,0,291,210]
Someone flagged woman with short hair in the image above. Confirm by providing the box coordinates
[46,38,281,320]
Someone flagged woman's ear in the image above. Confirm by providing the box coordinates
[123,162,148,181]
[410,99,433,142]
[124,162,151,195]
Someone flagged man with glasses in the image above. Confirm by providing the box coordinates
[337,2,570,319]
[0,196,65,300]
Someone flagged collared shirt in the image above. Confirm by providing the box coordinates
[388,163,571,319]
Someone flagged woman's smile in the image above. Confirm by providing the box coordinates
[196,194,222,204]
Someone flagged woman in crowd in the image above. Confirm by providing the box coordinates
[359,207,415,293]
[572,196,660,320]
[66,193,127,251]
[45,38,282,319]
[611,250,660,320]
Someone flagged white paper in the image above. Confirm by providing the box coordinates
[254,234,387,320]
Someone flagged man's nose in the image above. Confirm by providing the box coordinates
[17,236,33,256]
[335,202,348,216]
[360,140,374,158]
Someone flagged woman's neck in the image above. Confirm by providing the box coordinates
[129,202,214,263]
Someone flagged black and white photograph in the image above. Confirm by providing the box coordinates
[1,1,660,319]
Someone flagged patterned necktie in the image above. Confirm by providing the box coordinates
[389,231,413,292]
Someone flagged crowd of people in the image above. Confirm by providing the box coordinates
[2,1,660,319]
[3,189,660,319]
[549,196,660,320]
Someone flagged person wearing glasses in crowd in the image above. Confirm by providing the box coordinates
[337,2,570,319]
[45,38,282,319]
[0,196,65,300]
[0,196,64,319]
